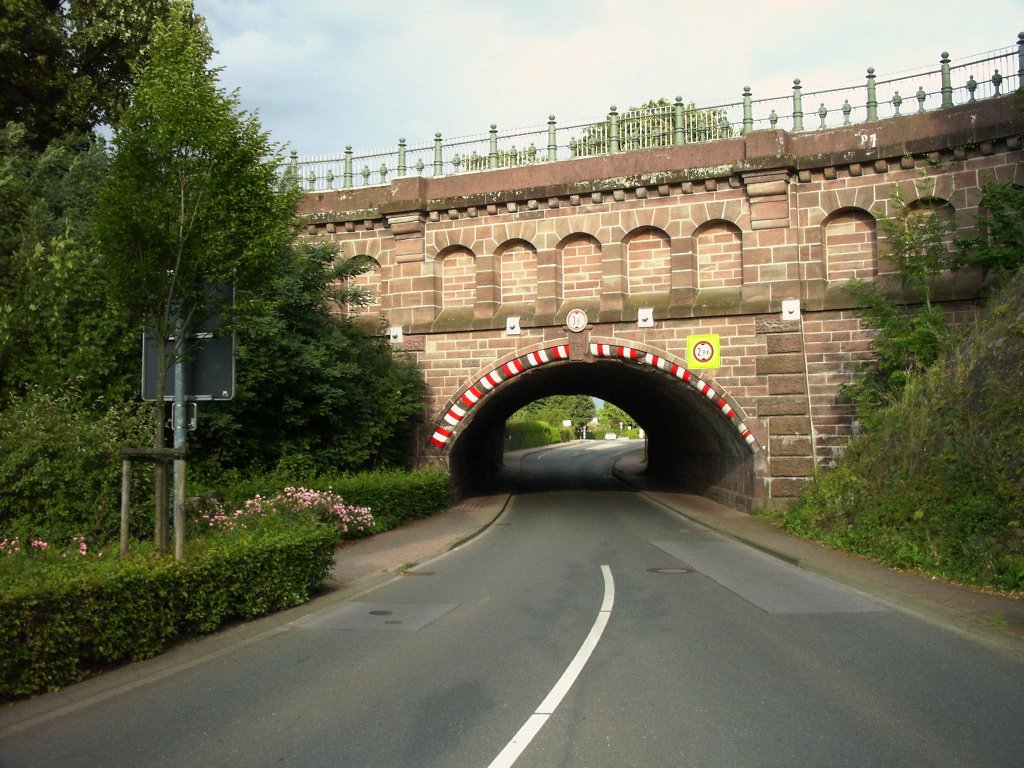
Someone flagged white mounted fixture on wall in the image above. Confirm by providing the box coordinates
[781,299,801,321]
[506,316,521,336]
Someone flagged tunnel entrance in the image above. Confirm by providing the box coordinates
[431,342,766,511]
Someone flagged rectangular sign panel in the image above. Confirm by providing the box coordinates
[141,333,235,401]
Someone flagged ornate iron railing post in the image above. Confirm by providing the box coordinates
[940,52,953,107]
[742,87,753,135]
[489,124,498,169]
[547,115,557,161]
[397,137,407,176]
[866,67,878,121]
[792,79,804,131]
[433,132,443,176]
[673,96,684,144]
[343,146,353,188]
[608,106,620,153]
[1018,32,1024,92]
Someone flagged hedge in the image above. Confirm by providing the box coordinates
[212,469,450,533]
[0,519,338,701]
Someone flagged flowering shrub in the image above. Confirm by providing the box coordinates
[193,487,374,540]
[0,538,21,556]
[0,536,99,558]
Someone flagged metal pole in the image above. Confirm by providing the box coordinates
[172,320,187,561]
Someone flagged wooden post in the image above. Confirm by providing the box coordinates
[120,458,132,557]
[121,447,186,558]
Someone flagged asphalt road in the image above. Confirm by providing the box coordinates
[2,441,1023,767]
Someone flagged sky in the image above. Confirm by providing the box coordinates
[192,0,1024,159]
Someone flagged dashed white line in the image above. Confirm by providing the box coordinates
[487,565,615,768]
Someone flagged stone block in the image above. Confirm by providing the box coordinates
[770,457,814,477]
[766,333,802,354]
[768,375,806,395]
[770,435,812,456]
[770,415,811,434]
[757,395,808,416]
[755,353,804,375]
[770,477,809,497]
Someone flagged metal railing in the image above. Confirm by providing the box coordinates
[283,35,1024,192]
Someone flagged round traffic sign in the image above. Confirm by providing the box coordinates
[692,339,715,363]
[566,308,588,333]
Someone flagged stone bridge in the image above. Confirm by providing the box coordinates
[297,94,1023,510]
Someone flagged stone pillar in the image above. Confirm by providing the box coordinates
[389,212,427,263]
[755,316,815,504]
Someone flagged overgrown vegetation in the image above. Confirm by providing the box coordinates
[0,0,441,698]
[773,178,1024,592]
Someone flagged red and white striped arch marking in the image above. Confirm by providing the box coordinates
[589,343,758,452]
[429,342,758,452]
[429,345,571,448]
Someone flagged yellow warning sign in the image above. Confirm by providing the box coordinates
[687,334,720,369]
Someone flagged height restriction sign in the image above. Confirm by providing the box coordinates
[687,334,720,369]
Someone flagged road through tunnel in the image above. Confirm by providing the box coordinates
[437,348,765,511]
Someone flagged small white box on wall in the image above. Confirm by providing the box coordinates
[781,299,801,321]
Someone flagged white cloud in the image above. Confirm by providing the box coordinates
[193,0,1024,157]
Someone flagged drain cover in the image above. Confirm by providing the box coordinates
[648,567,694,574]
[297,602,457,631]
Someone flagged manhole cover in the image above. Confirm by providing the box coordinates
[401,571,435,576]
[368,609,393,616]
[648,567,694,574]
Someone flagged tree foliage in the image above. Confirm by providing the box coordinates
[954,179,1024,276]
[0,0,170,149]
[94,0,298,446]
[0,124,136,404]
[513,395,595,428]
[574,98,733,157]
[189,242,427,477]
[841,188,956,424]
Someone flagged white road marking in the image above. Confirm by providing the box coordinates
[487,565,615,768]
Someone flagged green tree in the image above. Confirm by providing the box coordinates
[573,98,733,157]
[514,395,595,430]
[94,0,298,450]
[0,0,170,149]
[597,401,633,431]
[190,242,426,476]
[0,124,137,404]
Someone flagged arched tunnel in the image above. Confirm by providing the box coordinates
[442,355,766,511]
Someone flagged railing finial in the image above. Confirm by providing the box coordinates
[792,79,804,131]
[866,67,878,121]
[940,52,953,107]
